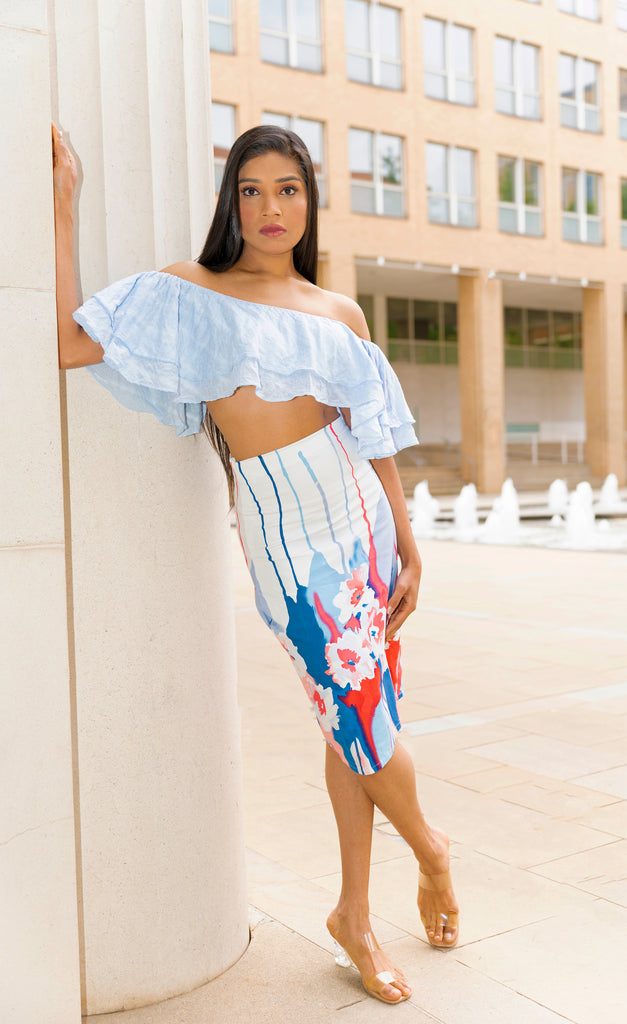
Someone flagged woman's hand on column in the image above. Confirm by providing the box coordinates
[52,123,103,368]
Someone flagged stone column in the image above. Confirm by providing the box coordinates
[373,292,388,355]
[0,7,82,1023]
[52,0,248,1013]
[457,272,505,492]
[582,283,626,485]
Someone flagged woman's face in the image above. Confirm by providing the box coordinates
[237,150,308,259]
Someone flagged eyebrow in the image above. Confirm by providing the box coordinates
[238,175,302,184]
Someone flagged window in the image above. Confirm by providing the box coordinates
[426,143,477,227]
[262,112,327,206]
[349,129,404,216]
[494,37,541,119]
[212,102,236,192]
[505,307,582,369]
[208,0,234,52]
[423,18,474,106]
[345,1,402,90]
[621,179,627,247]
[387,298,458,364]
[559,55,601,132]
[619,70,627,138]
[558,0,600,20]
[562,168,602,243]
[618,0,627,29]
[259,0,322,72]
[498,157,542,236]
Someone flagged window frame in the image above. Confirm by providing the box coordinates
[504,306,583,370]
[498,156,543,236]
[208,0,234,53]
[559,53,601,133]
[494,36,541,120]
[423,16,475,106]
[386,297,459,365]
[618,0,627,30]
[557,0,600,21]
[426,142,477,228]
[349,128,405,217]
[619,69,627,138]
[621,178,627,247]
[211,100,237,193]
[345,0,403,90]
[561,166,603,244]
[259,0,323,73]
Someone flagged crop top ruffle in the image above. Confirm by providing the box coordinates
[73,270,418,459]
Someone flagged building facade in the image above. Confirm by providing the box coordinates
[209,0,627,490]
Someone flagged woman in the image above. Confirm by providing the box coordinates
[53,122,459,1006]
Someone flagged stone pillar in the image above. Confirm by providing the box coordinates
[52,0,248,1014]
[0,7,82,1023]
[457,272,505,492]
[582,283,626,485]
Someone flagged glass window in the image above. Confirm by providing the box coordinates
[559,54,601,132]
[349,129,404,216]
[621,179,627,247]
[504,307,583,369]
[209,0,234,52]
[561,167,602,243]
[619,70,627,138]
[423,17,475,106]
[620,1,627,30]
[387,298,459,364]
[212,101,236,192]
[495,37,541,120]
[346,1,402,89]
[558,0,600,20]
[426,142,477,227]
[260,0,322,72]
[498,156,543,236]
[262,112,328,206]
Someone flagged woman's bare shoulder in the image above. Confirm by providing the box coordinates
[318,288,370,340]
[160,261,222,287]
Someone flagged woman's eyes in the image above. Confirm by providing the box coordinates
[240,185,299,197]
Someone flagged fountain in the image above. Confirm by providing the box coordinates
[482,478,520,544]
[453,483,479,543]
[596,473,626,512]
[411,480,440,538]
[548,478,569,515]
[565,481,596,549]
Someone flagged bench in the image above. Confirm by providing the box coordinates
[506,422,585,464]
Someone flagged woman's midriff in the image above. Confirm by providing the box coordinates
[206,387,341,461]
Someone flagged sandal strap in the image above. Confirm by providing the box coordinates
[419,869,452,892]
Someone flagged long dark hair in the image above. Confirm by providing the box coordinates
[198,125,320,504]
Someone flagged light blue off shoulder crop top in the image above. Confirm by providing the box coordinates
[73,271,418,459]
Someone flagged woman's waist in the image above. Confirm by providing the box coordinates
[208,389,340,462]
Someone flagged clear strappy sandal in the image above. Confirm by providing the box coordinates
[329,929,412,1005]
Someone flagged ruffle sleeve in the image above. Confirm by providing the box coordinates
[73,270,418,456]
[73,273,205,435]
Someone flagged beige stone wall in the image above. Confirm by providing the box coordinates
[0,5,82,1022]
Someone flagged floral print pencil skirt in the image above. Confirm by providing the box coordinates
[232,415,403,775]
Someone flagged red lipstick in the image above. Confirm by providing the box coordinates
[260,225,286,237]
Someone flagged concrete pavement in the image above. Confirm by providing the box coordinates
[89,529,627,1024]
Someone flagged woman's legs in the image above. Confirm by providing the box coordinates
[325,746,411,1002]
[327,740,458,950]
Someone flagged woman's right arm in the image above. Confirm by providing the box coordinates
[52,123,104,369]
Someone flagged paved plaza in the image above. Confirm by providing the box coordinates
[91,525,627,1024]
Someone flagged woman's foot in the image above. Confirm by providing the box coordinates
[417,828,459,949]
[327,909,412,1005]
